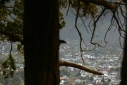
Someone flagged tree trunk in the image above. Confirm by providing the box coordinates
[120,3,127,85]
[23,0,59,85]
[120,29,127,85]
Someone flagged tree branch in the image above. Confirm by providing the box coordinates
[0,30,67,45]
[0,30,23,44]
[59,60,103,75]
[80,0,122,9]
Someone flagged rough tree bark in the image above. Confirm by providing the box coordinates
[120,1,127,85]
[23,0,59,85]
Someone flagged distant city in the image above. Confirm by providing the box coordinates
[59,40,122,85]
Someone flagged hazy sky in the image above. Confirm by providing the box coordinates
[60,7,125,47]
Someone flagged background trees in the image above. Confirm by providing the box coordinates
[0,0,126,85]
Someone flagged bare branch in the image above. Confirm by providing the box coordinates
[104,14,114,43]
[116,8,124,29]
[119,36,124,49]
[66,0,72,16]
[75,1,86,64]
[112,8,125,31]
[90,8,106,47]
[119,5,126,19]
[59,60,104,75]
[79,17,90,33]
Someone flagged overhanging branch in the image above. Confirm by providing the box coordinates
[80,0,122,9]
[59,60,103,75]
[0,30,23,44]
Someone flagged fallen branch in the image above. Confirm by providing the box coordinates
[59,60,103,75]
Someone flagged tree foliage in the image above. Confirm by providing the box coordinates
[2,53,16,78]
